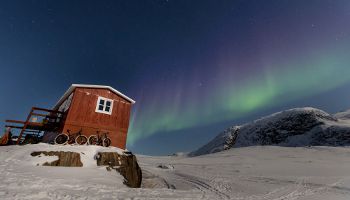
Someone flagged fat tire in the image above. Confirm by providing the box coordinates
[103,138,111,147]
[88,135,98,145]
[54,134,69,145]
[67,136,75,144]
[75,135,88,145]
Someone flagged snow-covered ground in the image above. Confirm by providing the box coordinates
[1,144,350,199]
[140,146,350,200]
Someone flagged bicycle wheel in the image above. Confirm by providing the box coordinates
[88,135,98,145]
[102,137,111,147]
[67,136,75,144]
[76,135,88,145]
[54,134,69,145]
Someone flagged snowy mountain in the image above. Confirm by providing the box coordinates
[190,107,350,156]
[334,109,350,119]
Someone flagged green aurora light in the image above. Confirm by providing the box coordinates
[128,41,350,145]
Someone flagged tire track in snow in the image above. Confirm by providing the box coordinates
[174,172,230,199]
[247,176,350,194]
[244,177,350,200]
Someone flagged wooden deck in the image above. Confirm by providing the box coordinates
[4,107,65,144]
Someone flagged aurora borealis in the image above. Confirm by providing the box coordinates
[127,1,350,147]
[1,1,350,155]
[129,41,350,145]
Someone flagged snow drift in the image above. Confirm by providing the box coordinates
[190,107,350,156]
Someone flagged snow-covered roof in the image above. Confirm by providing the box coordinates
[53,84,136,109]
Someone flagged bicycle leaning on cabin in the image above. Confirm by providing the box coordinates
[88,131,111,147]
[54,129,88,145]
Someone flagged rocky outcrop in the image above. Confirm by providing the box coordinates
[96,152,142,188]
[31,150,142,188]
[31,151,83,167]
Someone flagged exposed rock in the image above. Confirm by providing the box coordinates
[96,152,142,188]
[189,126,240,156]
[31,151,83,167]
[157,164,174,170]
[96,152,123,166]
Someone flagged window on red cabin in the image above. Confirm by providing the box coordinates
[95,96,113,115]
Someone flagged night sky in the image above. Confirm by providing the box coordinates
[1,1,350,155]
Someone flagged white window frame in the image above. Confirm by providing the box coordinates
[95,96,113,115]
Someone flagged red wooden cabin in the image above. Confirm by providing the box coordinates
[4,84,135,149]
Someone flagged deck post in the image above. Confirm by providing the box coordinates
[16,108,34,145]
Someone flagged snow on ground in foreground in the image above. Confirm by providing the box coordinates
[2,144,350,199]
[139,146,350,200]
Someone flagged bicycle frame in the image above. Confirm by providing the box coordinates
[88,131,111,147]
[67,129,81,144]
